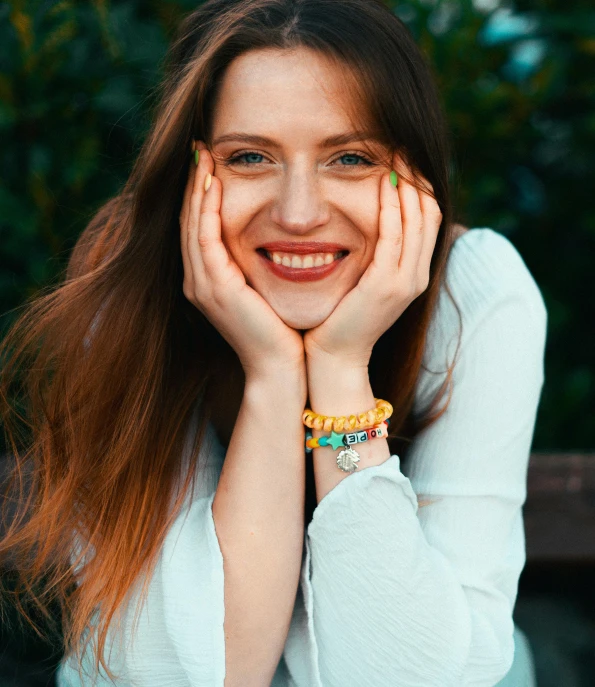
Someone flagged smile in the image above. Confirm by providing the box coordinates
[256,249,349,282]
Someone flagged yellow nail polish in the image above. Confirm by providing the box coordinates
[204,173,212,191]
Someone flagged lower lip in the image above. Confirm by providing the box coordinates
[257,252,348,282]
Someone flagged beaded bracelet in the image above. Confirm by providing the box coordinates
[302,398,393,433]
[305,420,389,452]
[305,419,391,474]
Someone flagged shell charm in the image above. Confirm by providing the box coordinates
[336,446,360,473]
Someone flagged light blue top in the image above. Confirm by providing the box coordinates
[57,228,546,686]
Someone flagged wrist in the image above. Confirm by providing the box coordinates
[244,365,308,408]
[306,359,374,421]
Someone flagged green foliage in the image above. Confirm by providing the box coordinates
[1,0,593,448]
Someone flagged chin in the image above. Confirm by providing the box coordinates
[270,299,336,330]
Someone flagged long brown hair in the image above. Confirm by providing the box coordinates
[0,0,462,681]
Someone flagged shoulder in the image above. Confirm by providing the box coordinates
[415,227,548,409]
[445,227,548,337]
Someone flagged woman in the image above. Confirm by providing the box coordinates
[0,0,545,685]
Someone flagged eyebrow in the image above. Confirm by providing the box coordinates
[211,130,380,148]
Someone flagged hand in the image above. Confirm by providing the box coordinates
[180,141,306,379]
[303,154,443,368]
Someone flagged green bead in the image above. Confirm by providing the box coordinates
[389,169,398,188]
[328,431,346,450]
[318,436,329,446]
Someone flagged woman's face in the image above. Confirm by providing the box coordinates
[210,46,393,330]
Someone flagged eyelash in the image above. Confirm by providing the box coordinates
[223,150,375,168]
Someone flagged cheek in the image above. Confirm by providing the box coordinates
[218,183,259,257]
[329,186,380,251]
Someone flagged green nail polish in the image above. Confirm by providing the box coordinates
[194,149,200,166]
[389,170,398,188]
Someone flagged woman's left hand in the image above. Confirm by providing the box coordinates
[303,156,443,369]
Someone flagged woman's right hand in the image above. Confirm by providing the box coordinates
[180,141,306,380]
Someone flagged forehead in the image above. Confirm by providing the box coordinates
[211,47,374,142]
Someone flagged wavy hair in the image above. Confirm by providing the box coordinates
[0,0,462,681]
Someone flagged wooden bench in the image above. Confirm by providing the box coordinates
[524,453,595,562]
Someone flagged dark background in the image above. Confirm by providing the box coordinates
[1,0,594,685]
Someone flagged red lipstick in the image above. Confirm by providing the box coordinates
[257,250,348,282]
[259,241,349,254]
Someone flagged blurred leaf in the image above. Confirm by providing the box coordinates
[1,0,594,448]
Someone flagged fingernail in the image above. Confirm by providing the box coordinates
[389,170,398,188]
[194,149,200,166]
[204,173,212,191]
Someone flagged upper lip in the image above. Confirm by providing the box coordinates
[258,241,349,254]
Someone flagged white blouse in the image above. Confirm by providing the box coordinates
[57,227,547,686]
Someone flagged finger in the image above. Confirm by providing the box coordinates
[194,156,237,285]
[396,163,424,285]
[368,170,403,280]
[180,141,198,229]
[180,150,197,278]
[187,141,213,282]
[418,182,443,291]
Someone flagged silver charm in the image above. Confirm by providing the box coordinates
[336,446,360,473]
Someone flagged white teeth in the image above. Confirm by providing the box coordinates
[266,251,344,269]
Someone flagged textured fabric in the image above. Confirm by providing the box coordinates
[494,626,537,687]
[56,228,546,686]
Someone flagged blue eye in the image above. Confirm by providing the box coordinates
[227,152,265,165]
[225,151,374,167]
[337,153,372,166]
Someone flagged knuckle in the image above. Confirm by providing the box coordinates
[182,283,193,302]
[399,280,417,300]
[388,195,401,210]
[418,275,430,293]
[197,233,211,250]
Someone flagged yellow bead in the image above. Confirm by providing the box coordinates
[323,416,334,432]
[333,417,346,432]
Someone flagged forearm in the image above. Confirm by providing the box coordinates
[306,355,391,504]
[212,369,307,687]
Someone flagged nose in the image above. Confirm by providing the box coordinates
[269,166,330,235]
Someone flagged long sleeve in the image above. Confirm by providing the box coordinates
[56,417,228,687]
[284,229,547,687]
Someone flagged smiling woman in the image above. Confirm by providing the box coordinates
[0,1,543,686]
[208,47,400,329]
